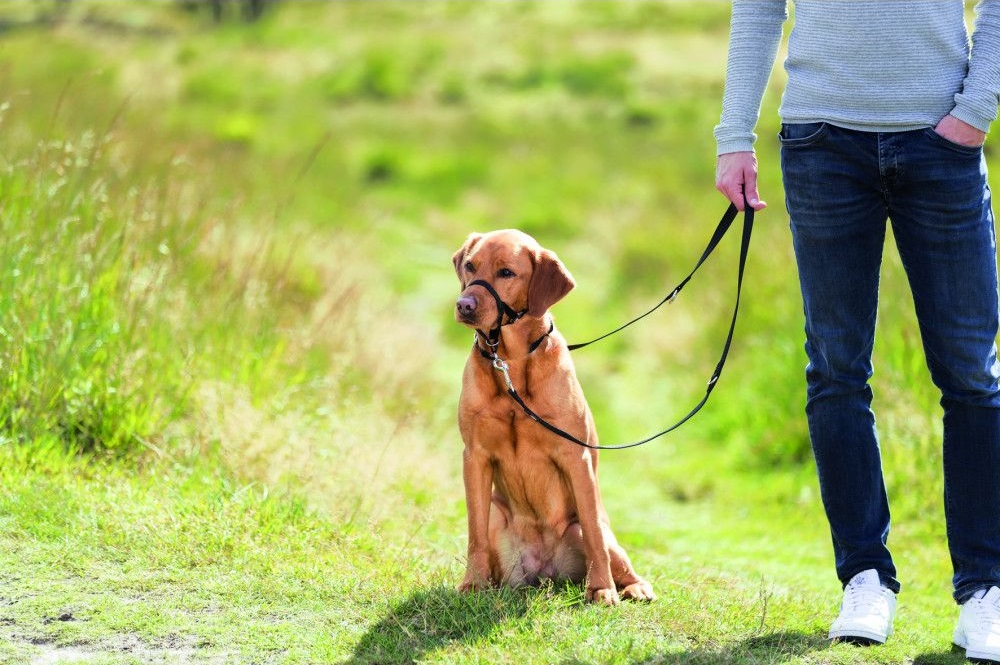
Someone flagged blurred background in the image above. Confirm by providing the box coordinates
[1,0,986,605]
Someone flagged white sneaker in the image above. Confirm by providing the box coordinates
[954,586,1000,663]
[828,569,897,645]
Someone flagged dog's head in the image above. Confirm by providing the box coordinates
[452,229,575,330]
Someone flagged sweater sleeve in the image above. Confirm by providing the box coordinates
[714,0,787,155]
[951,0,1000,132]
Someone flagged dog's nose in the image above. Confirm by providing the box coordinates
[456,295,477,318]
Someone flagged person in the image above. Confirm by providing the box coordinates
[714,1,1000,659]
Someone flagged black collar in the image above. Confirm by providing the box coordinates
[475,319,554,361]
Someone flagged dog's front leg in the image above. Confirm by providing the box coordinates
[567,452,619,605]
[459,445,494,592]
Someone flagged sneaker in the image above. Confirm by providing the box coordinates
[954,586,1000,663]
[828,569,897,645]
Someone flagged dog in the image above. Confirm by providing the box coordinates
[452,229,655,605]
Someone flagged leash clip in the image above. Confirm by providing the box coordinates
[491,356,514,391]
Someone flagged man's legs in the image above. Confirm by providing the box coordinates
[784,124,1000,654]
[888,129,1000,604]
[780,123,900,594]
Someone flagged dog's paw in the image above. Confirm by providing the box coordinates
[457,571,492,593]
[587,586,620,606]
[621,580,656,602]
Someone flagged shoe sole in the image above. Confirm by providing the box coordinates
[829,630,888,646]
[963,654,1000,665]
[957,648,1000,664]
[832,635,882,646]
[954,634,1000,664]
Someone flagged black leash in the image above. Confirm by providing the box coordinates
[568,202,749,351]
[488,202,754,450]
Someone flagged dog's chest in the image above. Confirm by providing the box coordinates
[459,351,589,461]
[461,403,547,454]
[491,440,573,517]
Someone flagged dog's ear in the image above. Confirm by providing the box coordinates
[528,249,575,317]
[452,233,483,281]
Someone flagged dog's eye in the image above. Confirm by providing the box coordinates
[464,261,475,273]
[497,268,516,279]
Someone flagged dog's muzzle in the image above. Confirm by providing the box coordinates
[460,279,526,349]
[456,294,478,322]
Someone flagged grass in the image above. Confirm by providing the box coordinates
[0,444,967,664]
[0,1,991,663]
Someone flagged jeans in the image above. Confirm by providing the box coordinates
[780,122,1000,603]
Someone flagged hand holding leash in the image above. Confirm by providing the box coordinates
[716,152,767,211]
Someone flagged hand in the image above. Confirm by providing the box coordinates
[934,114,987,147]
[716,151,767,211]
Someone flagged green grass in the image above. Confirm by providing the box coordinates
[0,444,968,665]
[0,1,991,663]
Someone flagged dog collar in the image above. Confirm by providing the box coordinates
[475,319,554,361]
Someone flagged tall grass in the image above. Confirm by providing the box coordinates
[0,120,181,452]
[0,87,457,532]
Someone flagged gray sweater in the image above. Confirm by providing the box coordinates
[715,0,1000,155]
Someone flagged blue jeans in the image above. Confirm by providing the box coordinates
[780,122,1000,603]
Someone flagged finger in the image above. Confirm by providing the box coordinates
[726,183,747,210]
[742,180,767,211]
[715,173,745,209]
[738,167,769,211]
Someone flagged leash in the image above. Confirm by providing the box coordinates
[486,202,754,451]
[568,202,750,351]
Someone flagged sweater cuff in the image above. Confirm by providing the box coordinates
[716,137,756,156]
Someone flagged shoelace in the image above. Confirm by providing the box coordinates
[842,585,889,617]
[970,594,1000,635]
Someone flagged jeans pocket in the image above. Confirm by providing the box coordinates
[921,127,984,156]
[779,122,829,148]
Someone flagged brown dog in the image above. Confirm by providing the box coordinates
[452,229,655,605]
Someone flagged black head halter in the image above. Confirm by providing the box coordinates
[467,279,527,352]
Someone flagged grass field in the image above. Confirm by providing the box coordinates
[0,1,993,663]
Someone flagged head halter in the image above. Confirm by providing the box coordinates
[467,279,526,351]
